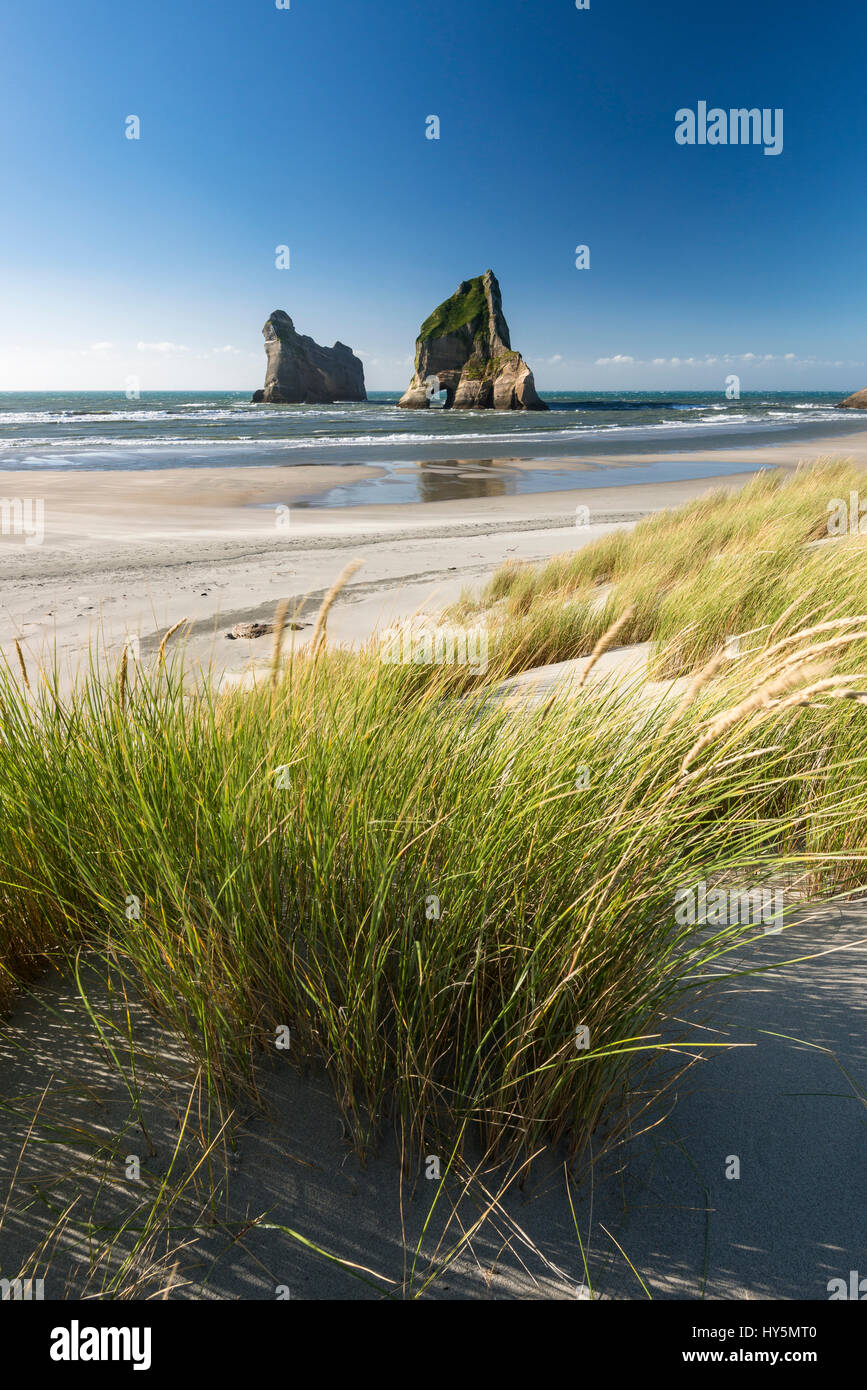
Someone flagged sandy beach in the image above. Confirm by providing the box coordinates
[5,431,867,677]
[8,0,867,1335]
[3,435,867,1304]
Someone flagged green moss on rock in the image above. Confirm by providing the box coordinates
[462,360,486,380]
[418,276,487,342]
[462,350,519,381]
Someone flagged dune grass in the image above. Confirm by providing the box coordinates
[2,459,867,1180]
[2,581,867,1169]
[448,458,867,682]
[5,456,867,1298]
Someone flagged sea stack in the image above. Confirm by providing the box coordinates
[837,388,867,409]
[398,270,547,410]
[252,310,366,404]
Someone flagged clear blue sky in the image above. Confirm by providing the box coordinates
[1,0,865,392]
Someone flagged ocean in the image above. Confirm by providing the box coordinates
[0,391,861,474]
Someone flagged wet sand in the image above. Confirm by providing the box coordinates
[1,432,866,676]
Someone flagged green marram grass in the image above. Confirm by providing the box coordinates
[449,457,867,684]
[2,458,867,1172]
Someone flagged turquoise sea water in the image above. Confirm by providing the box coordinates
[0,390,861,472]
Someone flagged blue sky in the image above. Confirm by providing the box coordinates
[1,0,865,392]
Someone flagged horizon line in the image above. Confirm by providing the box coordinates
[0,385,857,396]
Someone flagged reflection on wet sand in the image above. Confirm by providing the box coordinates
[287,454,770,510]
[410,459,516,503]
[294,458,522,508]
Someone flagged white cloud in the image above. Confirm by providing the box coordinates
[595,354,634,365]
[136,341,190,354]
[89,341,114,353]
[548,353,563,364]
[645,351,828,368]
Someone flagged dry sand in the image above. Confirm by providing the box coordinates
[2,436,867,1299]
[8,428,865,679]
[2,902,865,1300]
